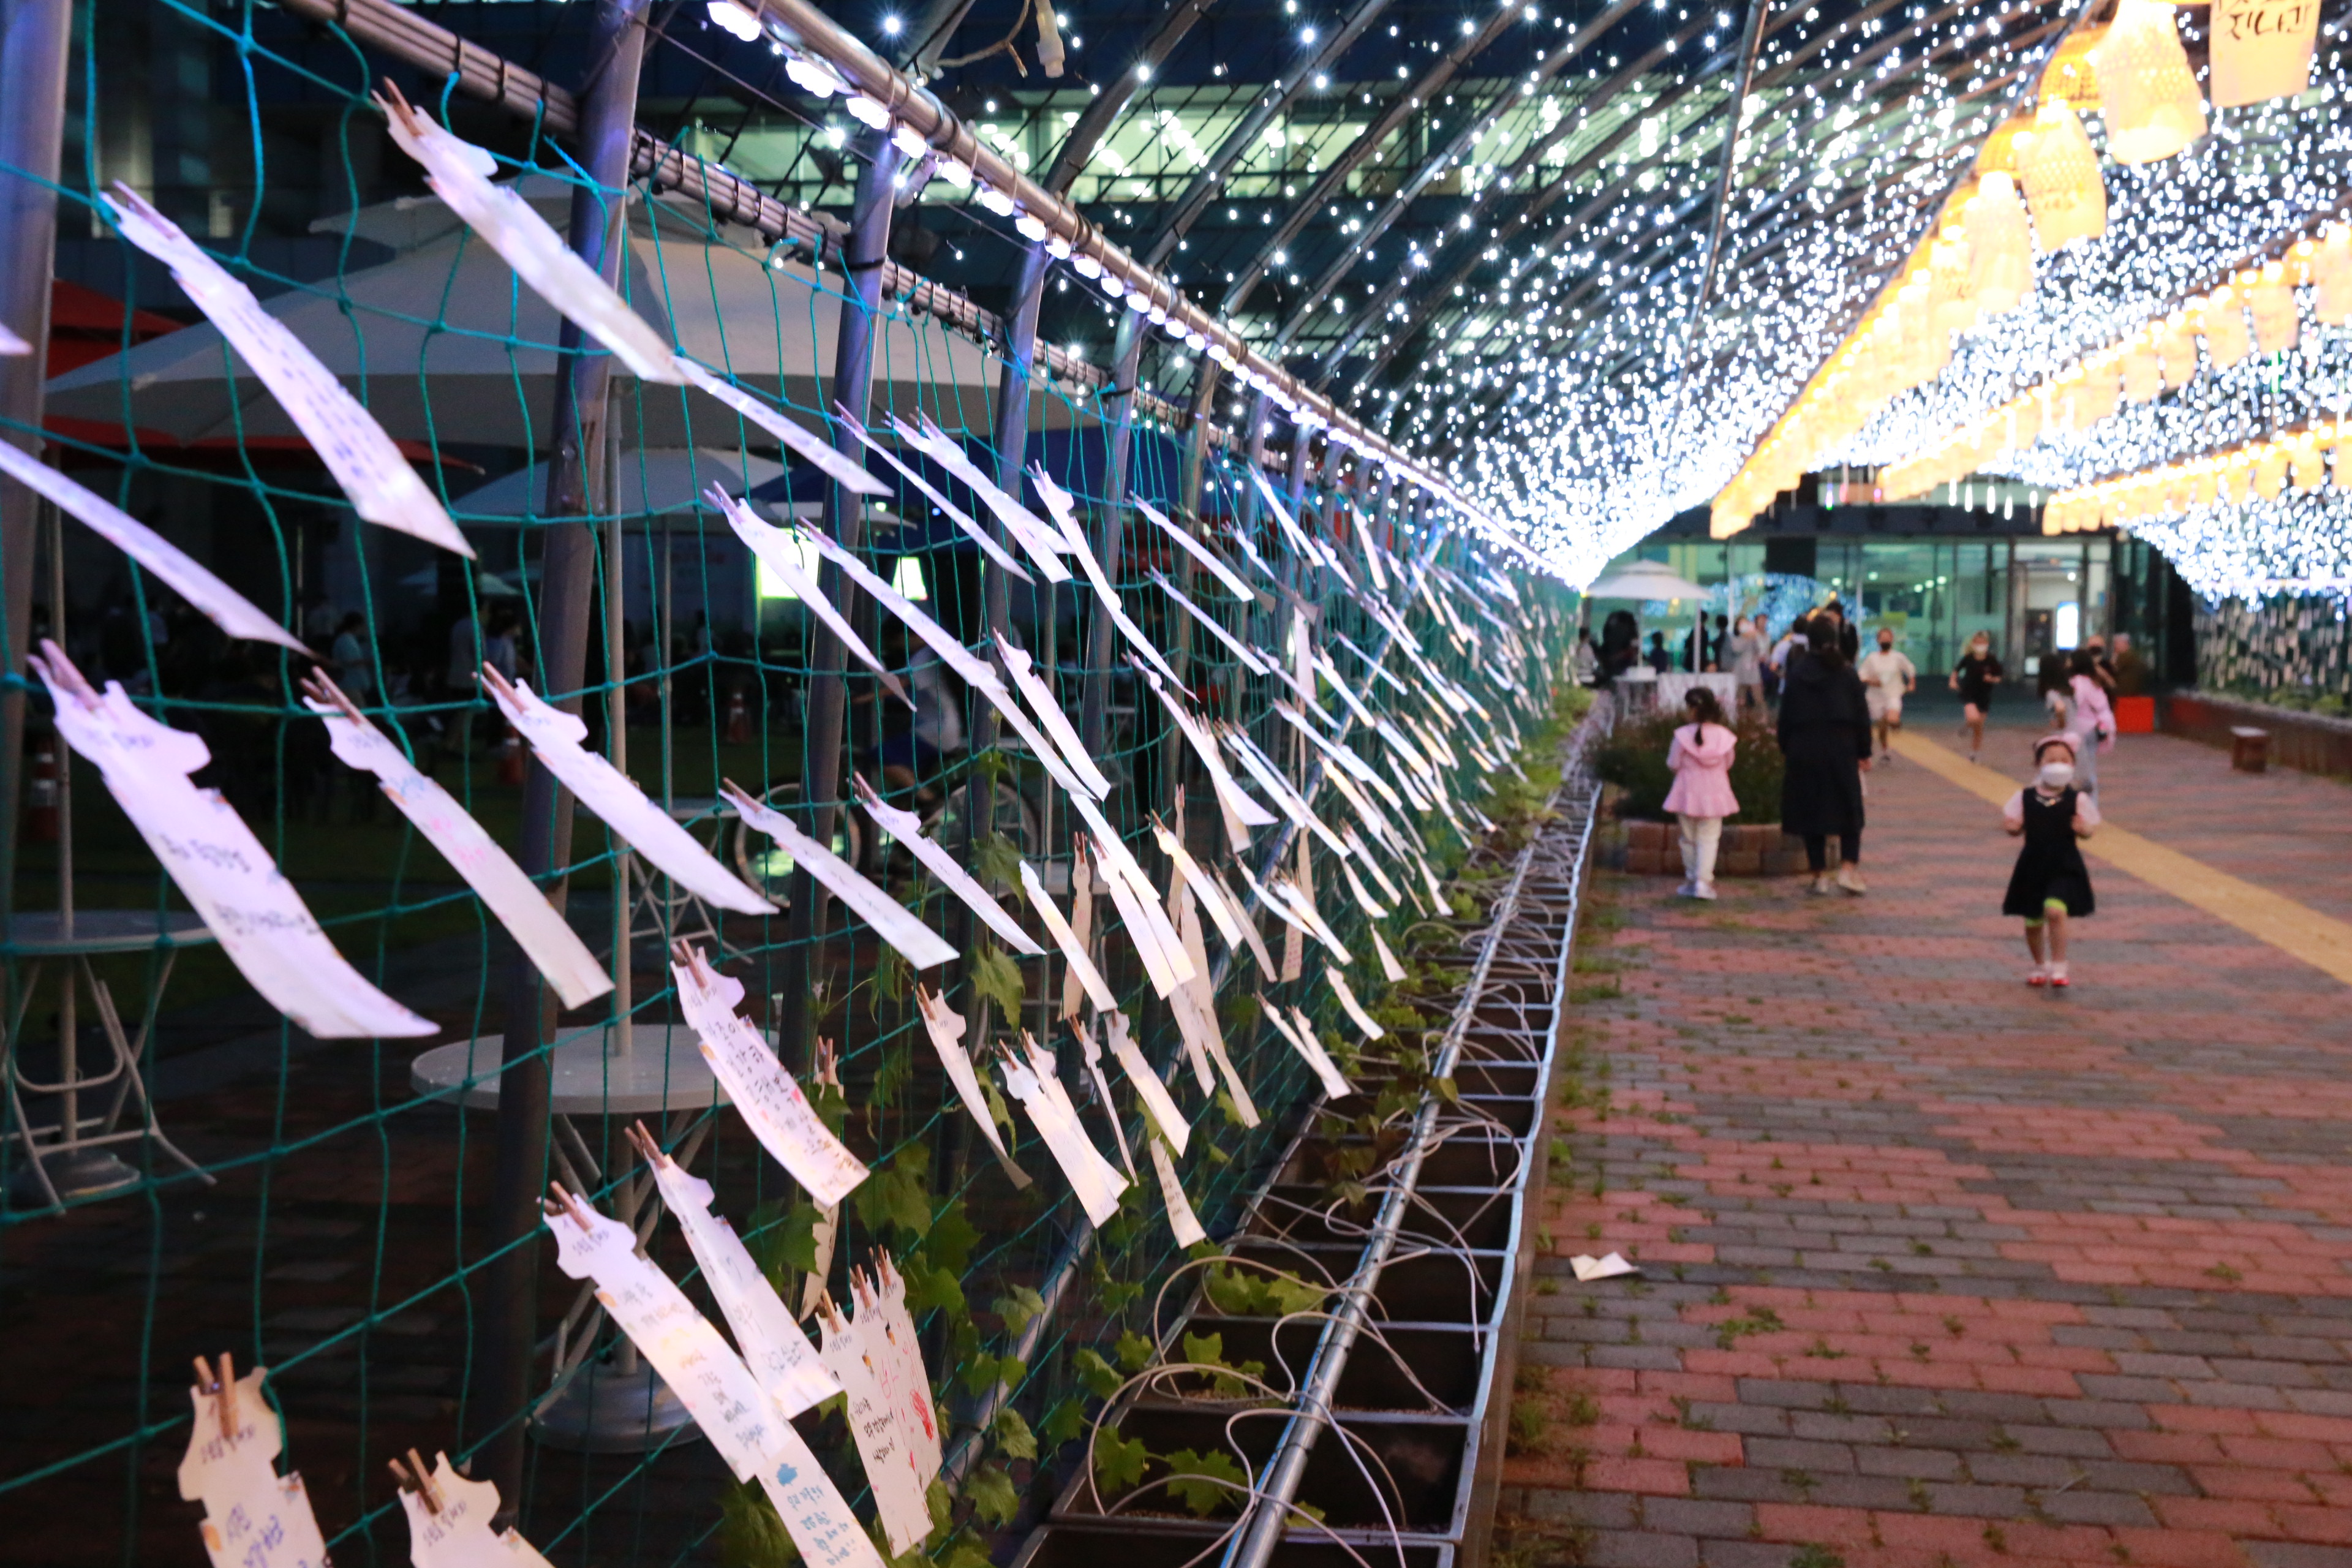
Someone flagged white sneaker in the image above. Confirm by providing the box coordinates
[1694,883,1719,901]
[1836,865,1868,895]
[1675,881,1699,898]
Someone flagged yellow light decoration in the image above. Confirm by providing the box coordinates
[1974,112,2038,175]
[2015,98,2108,249]
[2203,285,2252,366]
[2313,226,2352,323]
[2038,24,2108,107]
[1965,173,2035,314]
[2247,262,2299,352]
[2291,438,2327,491]
[2209,0,2321,107]
[1929,232,1978,338]
[2091,0,2207,165]
[2156,314,2199,388]
[2120,339,2162,402]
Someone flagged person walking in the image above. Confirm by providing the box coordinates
[1857,627,1917,763]
[1726,616,1766,713]
[1665,687,1740,900]
[1950,631,2003,763]
[1778,620,1874,895]
[2062,647,2116,794]
[2003,734,2099,988]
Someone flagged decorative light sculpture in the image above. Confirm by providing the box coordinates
[2090,0,2206,165]
[2203,286,2253,367]
[1965,173,2034,314]
[2015,98,2107,249]
[2247,262,2299,352]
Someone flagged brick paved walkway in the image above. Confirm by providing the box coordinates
[1504,725,2352,1568]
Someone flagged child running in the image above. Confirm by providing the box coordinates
[2002,734,2100,989]
[1664,687,1740,901]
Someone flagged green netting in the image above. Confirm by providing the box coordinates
[0,6,1577,1566]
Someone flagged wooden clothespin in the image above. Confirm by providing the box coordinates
[542,1183,594,1232]
[191,1352,238,1446]
[386,1447,443,1515]
[622,1119,665,1168]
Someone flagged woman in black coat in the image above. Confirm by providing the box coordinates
[1779,620,1875,896]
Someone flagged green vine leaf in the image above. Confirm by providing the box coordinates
[992,1285,1047,1337]
[1073,1348,1123,1398]
[1115,1330,1156,1374]
[1162,1448,1246,1517]
[900,1254,965,1317]
[993,1408,1038,1462]
[1203,1263,1327,1318]
[973,831,1023,894]
[971,943,1026,1021]
[966,1463,1021,1528]
[925,1201,982,1276]
[1180,1330,1267,1397]
[717,1478,797,1568]
[852,1146,933,1241]
[1040,1398,1087,1448]
[1091,1427,1151,1494]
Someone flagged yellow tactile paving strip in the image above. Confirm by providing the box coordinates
[1891,729,2352,989]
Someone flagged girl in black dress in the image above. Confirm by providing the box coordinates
[2002,734,2101,989]
[1950,632,2003,764]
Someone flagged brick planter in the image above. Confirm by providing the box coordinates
[1600,819,1816,876]
[2162,691,2352,778]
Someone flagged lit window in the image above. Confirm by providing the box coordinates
[753,531,824,600]
[892,555,930,601]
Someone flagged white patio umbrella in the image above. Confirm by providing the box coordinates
[43,189,1025,450]
[450,448,785,522]
[1585,560,1713,673]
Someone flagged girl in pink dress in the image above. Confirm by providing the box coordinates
[1664,687,1740,900]
[2063,647,2116,795]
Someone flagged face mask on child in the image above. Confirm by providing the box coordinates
[2038,762,2074,789]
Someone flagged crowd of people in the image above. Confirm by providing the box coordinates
[1636,594,2133,989]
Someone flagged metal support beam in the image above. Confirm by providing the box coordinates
[477,0,649,1516]
[781,130,905,1071]
[1081,310,1148,761]
[747,0,1483,520]
[0,0,71,937]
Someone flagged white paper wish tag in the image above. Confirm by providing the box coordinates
[1325,968,1387,1043]
[1000,1034,1128,1227]
[870,1255,944,1480]
[723,783,954,969]
[101,185,473,559]
[378,89,683,387]
[1148,1134,1207,1248]
[815,1305,934,1556]
[1075,1019,1135,1179]
[758,1423,889,1568]
[856,777,1040,956]
[912,985,1027,1186]
[306,674,608,1009]
[853,1260,942,1483]
[542,1191,783,1480]
[0,442,306,652]
[1137,499,1254,601]
[483,669,773,916]
[1104,1010,1188,1156]
[673,947,868,1208]
[714,492,908,709]
[636,1129,841,1417]
[1261,1000,1355,1101]
[178,1356,331,1568]
[393,1451,554,1568]
[34,644,432,1040]
[1019,861,1115,1016]
[1570,1253,1640,1283]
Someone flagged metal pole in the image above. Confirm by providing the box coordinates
[779,130,902,1072]
[1080,311,1145,761]
[476,0,649,1515]
[0,0,72,937]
